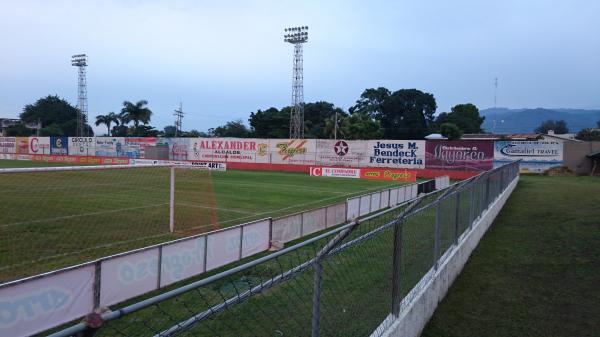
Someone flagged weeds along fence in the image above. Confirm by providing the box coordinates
[0,164,434,337]
[45,162,517,337]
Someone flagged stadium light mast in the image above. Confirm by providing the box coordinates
[284,26,308,139]
[71,54,88,137]
[174,102,185,137]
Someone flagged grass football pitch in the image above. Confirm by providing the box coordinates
[0,159,406,283]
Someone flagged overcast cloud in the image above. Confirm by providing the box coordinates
[1,0,598,133]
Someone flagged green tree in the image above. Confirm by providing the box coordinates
[535,119,569,134]
[95,112,120,136]
[129,125,159,137]
[575,128,600,141]
[440,122,463,140]
[121,100,152,127]
[20,95,92,136]
[303,101,347,138]
[4,123,35,136]
[435,103,485,134]
[349,87,391,120]
[342,112,382,140]
[210,119,250,137]
[249,107,289,138]
[162,125,177,137]
[380,89,437,139]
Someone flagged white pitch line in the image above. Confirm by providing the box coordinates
[176,202,258,215]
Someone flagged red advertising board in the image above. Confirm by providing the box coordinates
[30,154,130,165]
[360,168,417,182]
[425,140,493,171]
[310,166,361,178]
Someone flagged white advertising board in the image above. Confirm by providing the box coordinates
[100,248,159,306]
[360,140,425,169]
[206,227,242,271]
[0,265,95,337]
[241,219,271,258]
[359,195,371,216]
[0,137,16,153]
[326,203,346,227]
[302,208,327,236]
[309,166,361,178]
[28,137,51,154]
[315,139,368,167]
[68,137,95,156]
[95,137,125,157]
[272,213,303,243]
[269,139,317,165]
[346,198,360,221]
[389,187,398,206]
[160,236,206,287]
[370,192,382,212]
[189,138,269,163]
[494,140,563,173]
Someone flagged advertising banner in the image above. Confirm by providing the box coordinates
[28,137,50,154]
[360,140,425,169]
[206,227,242,271]
[309,166,361,179]
[160,236,207,287]
[0,137,16,153]
[15,137,29,154]
[315,139,368,166]
[95,137,125,157]
[50,136,68,155]
[68,137,95,156]
[123,137,157,158]
[425,140,493,171]
[162,138,189,161]
[189,138,269,163]
[0,264,95,337]
[494,140,563,173]
[360,168,417,182]
[269,139,317,165]
[31,154,129,165]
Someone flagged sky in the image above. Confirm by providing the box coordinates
[1,0,599,134]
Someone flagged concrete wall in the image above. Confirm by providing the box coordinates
[377,176,519,337]
[563,141,600,174]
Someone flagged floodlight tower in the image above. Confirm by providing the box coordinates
[174,102,185,136]
[284,26,308,139]
[71,54,88,137]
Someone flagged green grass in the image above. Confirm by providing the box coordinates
[0,159,406,283]
[421,175,600,337]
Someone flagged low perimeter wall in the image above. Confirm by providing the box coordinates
[377,175,519,337]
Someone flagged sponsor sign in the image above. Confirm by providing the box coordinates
[315,139,368,166]
[129,159,227,171]
[95,137,125,157]
[162,138,189,161]
[68,137,95,156]
[494,140,563,173]
[28,137,50,154]
[270,139,316,165]
[15,137,29,154]
[31,155,130,165]
[361,140,425,169]
[360,168,417,182]
[189,138,269,163]
[0,137,16,153]
[50,136,68,155]
[123,137,157,158]
[425,140,493,171]
[310,166,361,179]
[0,264,95,337]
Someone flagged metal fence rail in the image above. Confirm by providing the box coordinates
[49,162,518,337]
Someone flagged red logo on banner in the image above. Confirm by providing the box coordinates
[310,167,322,176]
[333,140,349,156]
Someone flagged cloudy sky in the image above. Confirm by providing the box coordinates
[1,0,598,134]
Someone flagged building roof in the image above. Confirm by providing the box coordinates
[462,133,541,140]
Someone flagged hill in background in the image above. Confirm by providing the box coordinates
[479,108,600,133]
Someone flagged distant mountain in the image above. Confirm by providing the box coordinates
[479,108,600,133]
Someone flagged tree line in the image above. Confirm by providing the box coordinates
[7,91,600,141]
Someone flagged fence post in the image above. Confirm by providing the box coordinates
[169,166,175,233]
[391,219,403,316]
[434,201,441,270]
[469,182,475,230]
[454,192,460,245]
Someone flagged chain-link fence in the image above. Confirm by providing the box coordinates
[50,161,519,337]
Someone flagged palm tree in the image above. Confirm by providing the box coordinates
[121,100,152,128]
[95,112,120,136]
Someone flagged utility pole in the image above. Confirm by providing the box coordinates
[284,26,309,139]
[334,110,338,140]
[174,102,184,137]
[494,77,498,108]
